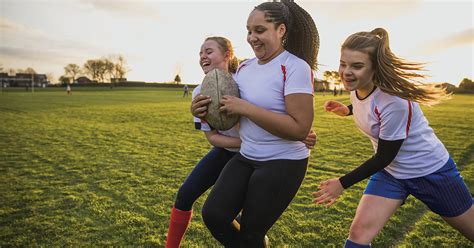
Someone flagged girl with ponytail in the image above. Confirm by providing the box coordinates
[166,35,316,247]
[192,0,319,246]
[313,28,473,247]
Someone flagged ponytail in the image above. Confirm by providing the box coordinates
[255,0,319,70]
[342,27,450,105]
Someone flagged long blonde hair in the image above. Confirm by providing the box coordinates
[342,28,449,105]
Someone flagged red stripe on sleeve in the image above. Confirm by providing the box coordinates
[406,100,412,136]
[281,64,287,96]
[374,106,381,121]
[281,65,286,82]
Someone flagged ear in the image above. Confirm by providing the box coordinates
[278,23,286,39]
[224,51,231,61]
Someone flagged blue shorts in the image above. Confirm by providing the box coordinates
[364,157,473,217]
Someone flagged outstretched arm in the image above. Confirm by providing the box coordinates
[324,100,352,116]
[312,138,404,207]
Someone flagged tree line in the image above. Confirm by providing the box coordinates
[60,55,130,84]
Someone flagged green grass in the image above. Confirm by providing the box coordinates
[0,88,472,247]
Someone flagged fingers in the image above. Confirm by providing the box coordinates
[325,198,337,208]
[302,138,316,149]
[312,190,337,207]
[312,192,331,205]
[323,100,343,112]
[192,94,210,103]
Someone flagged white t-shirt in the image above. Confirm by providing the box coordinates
[351,87,449,179]
[192,84,240,152]
[235,50,314,161]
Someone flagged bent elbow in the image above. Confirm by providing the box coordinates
[288,130,309,141]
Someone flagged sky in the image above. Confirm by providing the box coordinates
[1,0,473,86]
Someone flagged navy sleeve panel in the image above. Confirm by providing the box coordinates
[347,104,353,116]
[339,138,404,189]
[195,122,201,130]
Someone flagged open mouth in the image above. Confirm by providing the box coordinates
[201,61,211,68]
[253,43,263,50]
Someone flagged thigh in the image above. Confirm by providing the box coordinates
[176,148,235,209]
[349,194,403,243]
[203,154,253,222]
[442,205,474,241]
[241,158,308,235]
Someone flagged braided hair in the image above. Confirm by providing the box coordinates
[255,0,319,70]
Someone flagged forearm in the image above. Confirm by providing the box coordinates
[205,132,241,149]
[339,138,404,189]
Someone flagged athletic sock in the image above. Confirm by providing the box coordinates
[344,239,371,248]
[165,206,193,248]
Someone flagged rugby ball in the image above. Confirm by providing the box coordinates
[200,69,240,131]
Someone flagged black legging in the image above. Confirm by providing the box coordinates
[202,153,308,248]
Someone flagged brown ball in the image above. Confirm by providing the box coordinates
[200,69,240,131]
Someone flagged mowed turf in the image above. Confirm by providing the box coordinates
[0,88,472,247]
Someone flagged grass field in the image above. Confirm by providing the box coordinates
[0,87,472,247]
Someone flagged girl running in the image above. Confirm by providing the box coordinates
[313,27,473,247]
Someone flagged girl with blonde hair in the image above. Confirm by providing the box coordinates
[313,28,473,247]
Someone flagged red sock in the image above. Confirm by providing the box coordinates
[165,206,193,248]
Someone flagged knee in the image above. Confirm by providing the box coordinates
[174,186,193,211]
[348,222,373,244]
[201,203,225,229]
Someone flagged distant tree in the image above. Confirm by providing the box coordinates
[458,78,474,90]
[59,75,71,85]
[323,70,341,88]
[17,67,36,74]
[83,59,106,82]
[46,72,56,84]
[8,68,15,76]
[64,64,81,83]
[174,74,181,84]
[114,55,130,79]
[103,59,115,82]
[436,82,456,93]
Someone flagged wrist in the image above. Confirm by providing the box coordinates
[346,105,353,116]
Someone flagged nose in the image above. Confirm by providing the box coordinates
[248,33,257,43]
[343,67,352,77]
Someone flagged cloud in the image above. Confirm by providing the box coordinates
[0,17,113,69]
[0,16,45,37]
[303,0,422,21]
[78,0,160,19]
[415,28,474,55]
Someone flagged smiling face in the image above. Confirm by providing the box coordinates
[339,48,375,97]
[199,39,229,74]
[246,9,286,64]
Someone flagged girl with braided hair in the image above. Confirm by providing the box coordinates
[192,1,319,246]
[313,28,473,247]
[166,36,316,247]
